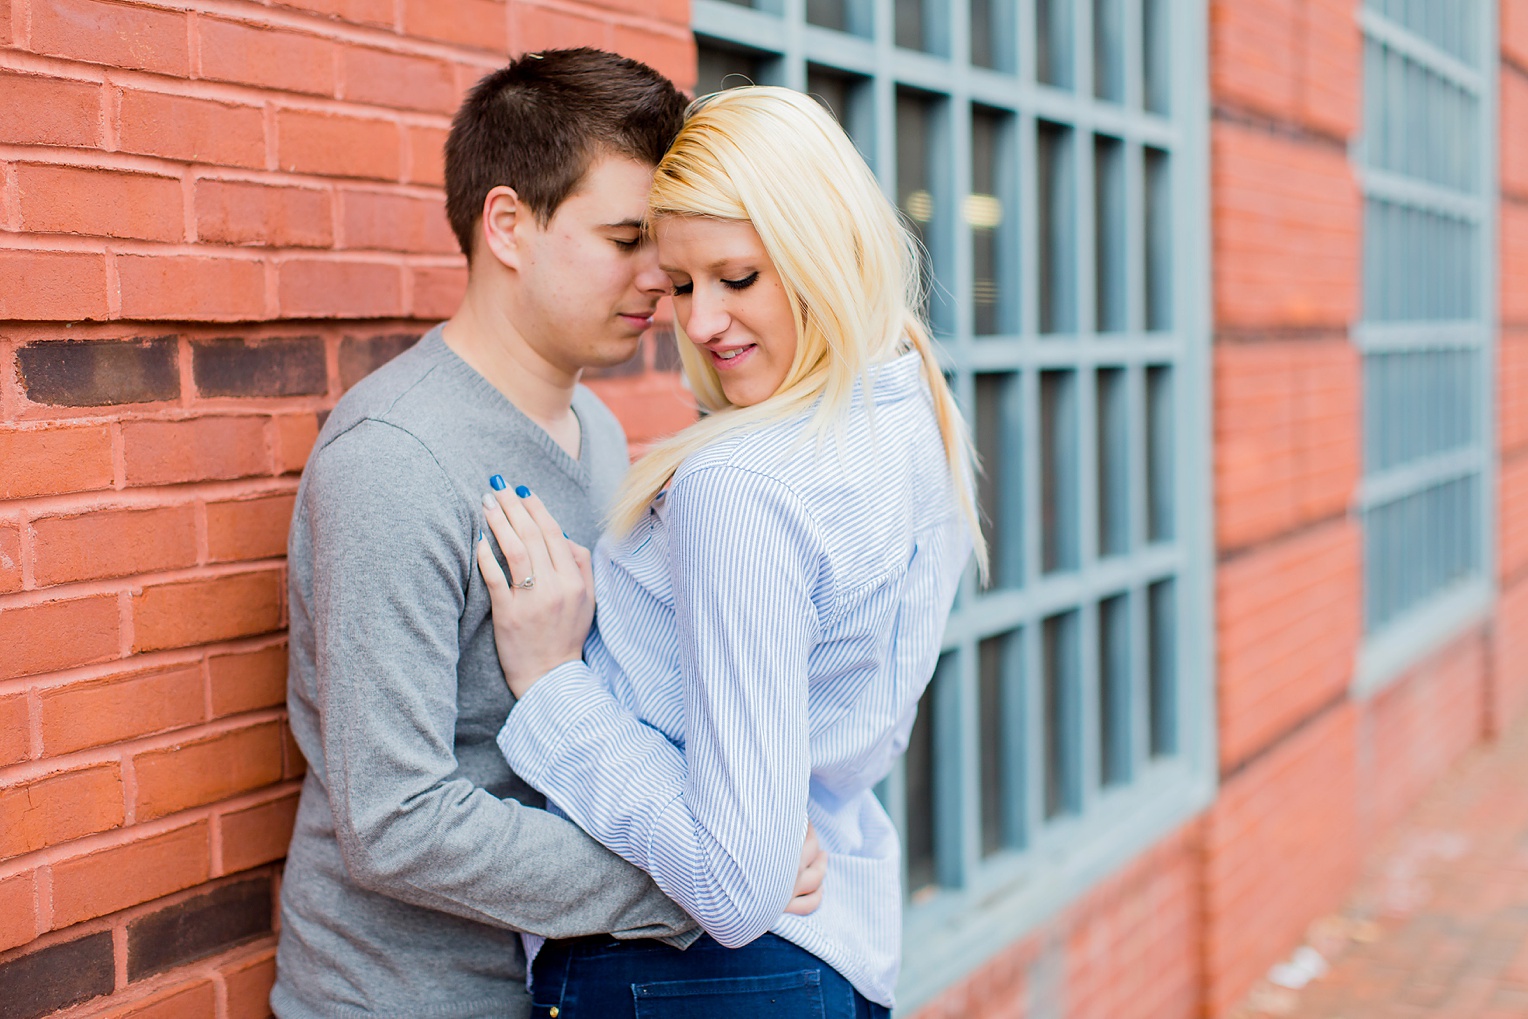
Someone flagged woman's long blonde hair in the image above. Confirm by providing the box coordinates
[606,86,987,575]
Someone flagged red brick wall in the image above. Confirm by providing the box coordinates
[0,2,692,1016]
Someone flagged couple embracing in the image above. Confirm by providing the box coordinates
[274,48,984,1019]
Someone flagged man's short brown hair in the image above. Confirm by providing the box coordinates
[444,48,688,259]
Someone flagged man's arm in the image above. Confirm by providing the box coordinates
[304,420,693,939]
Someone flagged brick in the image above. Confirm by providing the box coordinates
[94,980,217,1019]
[195,179,334,249]
[0,871,38,952]
[16,164,184,243]
[1502,453,1528,582]
[1218,519,1361,770]
[611,25,697,93]
[32,504,199,587]
[575,0,689,22]
[133,721,284,821]
[131,570,284,653]
[1493,576,1528,729]
[0,71,101,148]
[277,259,404,318]
[585,373,697,450]
[1297,0,1360,139]
[410,265,467,320]
[271,0,394,28]
[0,594,121,681]
[221,950,277,1019]
[51,822,211,927]
[208,644,287,718]
[16,336,180,408]
[404,125,448,187]
[0,520,21,595]
[341,46,459,114]
[341,190,457,253]
[1508,1,1528,71]
[277,108,401,181]
[123,416,270,487]
[282,722,306,780]
[207,493,296,564]
[273,414,319,475]
[218,792,298,873]
[117,254,267,322]
[32,0,189,76]
[39,663,204,755]
[0,931,114,1019]
[1504,199,1528,327]
[1502,69,1528,200]
[518,5,610,53]
[339,332,419,389]
[1213,122,1360,329]
[401,0,507,51]
[1506,330,1528,457]
[198,18,336,97]
[192,337,327,398]
[0,691,29,766]
[0,763,124,857]
[127,877,272,980]
[0,250,109,321]
[0,425,114,499]
[119,90,265,169]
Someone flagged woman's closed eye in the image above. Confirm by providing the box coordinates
[722,271,759,291]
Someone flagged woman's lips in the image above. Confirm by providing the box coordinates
[709,344,756,370]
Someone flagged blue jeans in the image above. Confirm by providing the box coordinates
[530,933,889,1019]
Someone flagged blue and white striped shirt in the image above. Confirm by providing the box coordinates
[496,351,971,1007]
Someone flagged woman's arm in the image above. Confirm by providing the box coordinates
[489,466,830,947]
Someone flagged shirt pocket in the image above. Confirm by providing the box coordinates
[605,512,674,605]
[632,969,826,1019]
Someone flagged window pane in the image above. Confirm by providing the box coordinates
[1148,578,1177,756]
[1096,367,1128,557]
[1144,146,1172,330]
[1146,365,1175,543]
[1043,611,1080,819]
[1036,0,1073,87]
[971,107,1013,336]
[807,66,869,155]
[898,91,948,331]
[970,0,1014,70]
[904,681,937,894]
[1143,0,1169,113]
[1037,121,1076,335]
[896,0,943,53]
[1098,593,1130,787]
[696,43,767,94]
[1092,0,1123,102]
[976,372,1024,588]
[979,630,1024,856]
[1040,370,1079,572]
[1094,135,1126,333]
[807,0,848,31]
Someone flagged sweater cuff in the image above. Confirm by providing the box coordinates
[496,660,613,787]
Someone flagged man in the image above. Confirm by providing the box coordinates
[274,50,820,1018]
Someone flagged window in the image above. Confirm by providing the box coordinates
[1355,0,1496,691]
[692,0,1211,1005]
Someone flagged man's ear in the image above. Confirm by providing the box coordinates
[479,185,526,269]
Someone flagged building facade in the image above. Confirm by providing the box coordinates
[0,1,1524,1016]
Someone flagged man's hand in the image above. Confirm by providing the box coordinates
[783,822,826,916]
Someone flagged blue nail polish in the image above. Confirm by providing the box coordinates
[514,485,531,498]
[562,531,569,538]
[489,475,507,491]
[479,530,485,542]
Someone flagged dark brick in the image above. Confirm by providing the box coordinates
[125,877,271,981]
[191,336,327,398]
[651,327,684,373]
[16,336,179,407]
[338,332,419,390]
[0,931,114,1019]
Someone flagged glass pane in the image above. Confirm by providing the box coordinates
[970,0,1016,70]
[807,0,848,31]
[904,681,937,893]
[1037,121,1076,335]
[1040,369,1078,572]
[976,372,1024,588]
[971,107,1012,336]
[895,0,927,51]
[979,630,1024,856]
[1098,593,1130,787]
[806,67,869,154]
[1096,367,1128,557]
[1143,0,1169,113]
[1043,611,1080,819]
[1144,146,1172,330]
[696,44,766,95]
[1093,0,1123,101]
[1036,0,1073,87]
[1364,474,1482,632]
[898,91,948,330]
[1147,578,1177,756]
[1146,365,1174,542]
[1094,135,1126,333]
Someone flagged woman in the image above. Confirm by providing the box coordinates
[476,86,985,1018]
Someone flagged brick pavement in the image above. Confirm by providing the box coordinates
[1231,708,1528,1019]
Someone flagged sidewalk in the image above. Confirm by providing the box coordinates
[1231,707,1528,1019]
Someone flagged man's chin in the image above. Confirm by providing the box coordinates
[580,337,645,372]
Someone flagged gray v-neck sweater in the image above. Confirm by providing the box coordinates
[273,327,693,1019]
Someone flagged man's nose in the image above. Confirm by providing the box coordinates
[633,245,670,297]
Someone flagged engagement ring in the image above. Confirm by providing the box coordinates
[517,576,536,589]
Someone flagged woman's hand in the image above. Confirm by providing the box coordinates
[475,484,595,699]
[783,822,827,916]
